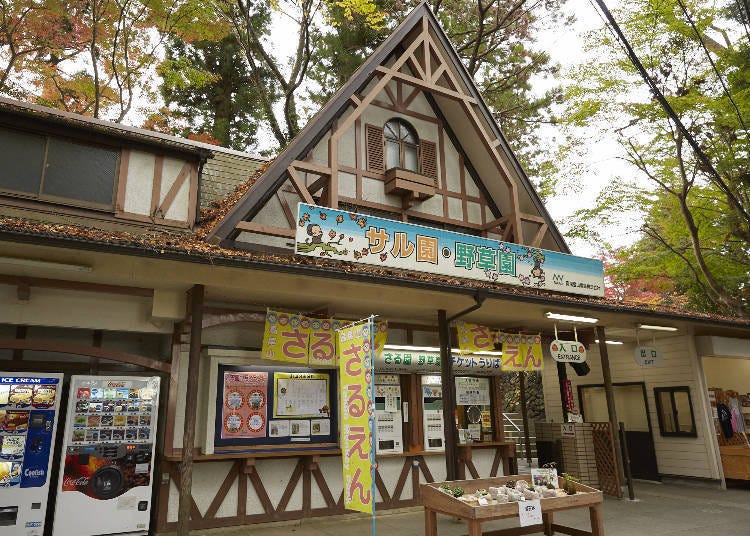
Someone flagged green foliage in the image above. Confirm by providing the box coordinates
[560,0,750,317]
[159,35,266,150]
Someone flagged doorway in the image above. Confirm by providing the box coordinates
[578,382,660,481]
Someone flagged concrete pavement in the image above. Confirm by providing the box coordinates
[173,481,750,536]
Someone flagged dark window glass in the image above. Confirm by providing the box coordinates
[43,138,118,206]
[0,127,45,194]
[654,386,697,437]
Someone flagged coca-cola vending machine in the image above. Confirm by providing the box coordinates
[52,376,160,536]
[0,372,63,536]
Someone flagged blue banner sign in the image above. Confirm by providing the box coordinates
[295,204,604,297]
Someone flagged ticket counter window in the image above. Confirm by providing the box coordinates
[455,376,492,443]
[421,376,444,451]
[375,374,403,454]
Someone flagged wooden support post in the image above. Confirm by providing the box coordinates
[491,375,504,442]
[556,362,569,423]
[177,284,204,535]
[11,325,26,361]
[438,309,458,481]
[596,325,625,488]
[519,372,533,465]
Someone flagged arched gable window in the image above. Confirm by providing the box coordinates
[365,118,437,180]
[384,118,419,171]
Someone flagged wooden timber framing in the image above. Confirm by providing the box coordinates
[114,148,200,228]
[205,4,570,255]
[156,446,516,532]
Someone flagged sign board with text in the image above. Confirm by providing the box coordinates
[634,346,662,367]
[295,203,604,297]
[550,340,587,363]
[518,499,542,527]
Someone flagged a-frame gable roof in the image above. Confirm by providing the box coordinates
[206,2,570,254]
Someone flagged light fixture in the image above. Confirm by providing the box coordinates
[638,324,678,332]
[0,256,92,272]
[384,345,440,352]
[545,312,598,324]
[595,339,624,345]
[383,345,501,356]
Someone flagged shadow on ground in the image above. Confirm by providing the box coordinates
[177,481,750,536]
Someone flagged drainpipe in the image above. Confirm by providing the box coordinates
[438,293,486,481]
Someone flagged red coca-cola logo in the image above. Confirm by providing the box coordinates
[63,475,90,487]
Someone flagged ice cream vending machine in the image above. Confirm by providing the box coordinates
[52,375,160,536]
[0,372,64,536]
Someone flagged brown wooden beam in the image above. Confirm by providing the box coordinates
[234,221,296,238]
[374,66,476,104]
[0,274,153,297]
[287,167,315,205]
[177,284,205,535]
[0,338,170,372]
[290,159,332,176]
[11,325,26,361]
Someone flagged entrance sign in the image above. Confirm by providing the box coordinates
[634,346,662,367]
[550,340,587,363]
[561,423,576,438]
[295,203,604,297]
[338,321,375,514]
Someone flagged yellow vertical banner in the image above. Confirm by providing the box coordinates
[338,321,374,514]
[261,310,311,364]
[457,321,495,354]
[499,332,544,371]
[374,321,388,358]
[308,318,337,366]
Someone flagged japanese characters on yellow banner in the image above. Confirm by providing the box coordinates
[457,321,495,354]
[262,310,311,364]
[308,318,341,366]
[498,332,544,371]
[374,321,388,358]
[338,322,374,514]
[262,312,387,366]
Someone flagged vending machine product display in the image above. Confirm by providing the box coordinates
[421,376,444,451]
[0,372,63,536]
[374,375,403,454]
[52,375,160,536]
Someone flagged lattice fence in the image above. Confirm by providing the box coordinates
[591,422,622,498]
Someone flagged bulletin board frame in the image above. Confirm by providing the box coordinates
[213,364,338,450]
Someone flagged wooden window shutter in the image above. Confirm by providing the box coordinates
[366,124,384,172]
[419,139,438,180]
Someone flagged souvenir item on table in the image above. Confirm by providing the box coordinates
[523,488,540,500]
[515,479,529,491]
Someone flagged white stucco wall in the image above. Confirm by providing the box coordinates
[541,334,720,480]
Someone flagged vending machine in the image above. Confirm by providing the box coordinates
[374,375,403,454]
[52,375,160,536]
[421,376,445,451]
[0,372,63,536]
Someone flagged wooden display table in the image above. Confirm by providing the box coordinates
[421,474,604,536]
[720,445,750,480]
